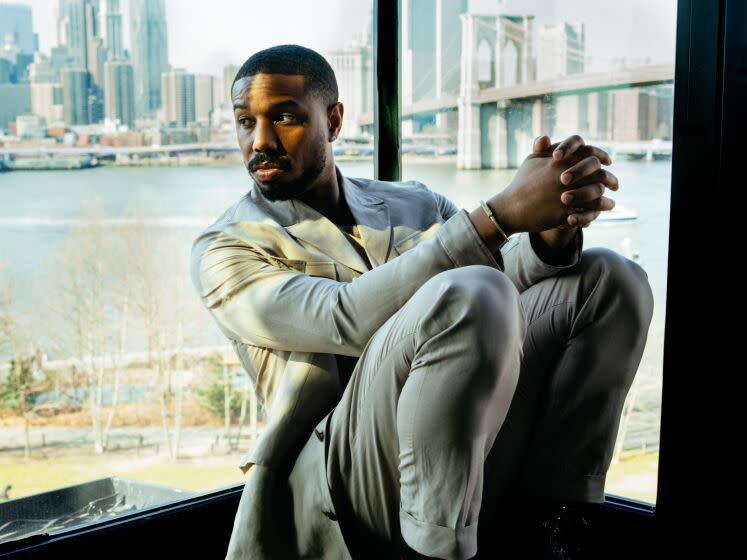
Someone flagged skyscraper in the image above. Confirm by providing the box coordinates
[326,8,373,141]
[194,74,214,124]
[57,0,88,68]
[87,36,107,86]
[403,0,467,105]
[130,0,169,118]
[104,60,134,127]
[537,22,586,80]
[222,64,238,109]
[0,3,37,56]
[31,82,64,125]
[0,83,31,129]
[61,67,89,124]
[161,68,195,127]
[99,0,123,60]
[28,53,59,83]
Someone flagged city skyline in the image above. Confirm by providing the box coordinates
[9,0,676,78]
[1,0,675,161]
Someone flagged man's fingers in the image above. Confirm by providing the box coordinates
[571,144,613,165]
[553,134,585,161]
[562,183,612,206]
[533,135,552,153]
[560,155,602,185]
[568,209,602,227]
[565,195,616,211]
[530,135,612,166]
[565,168,619,191]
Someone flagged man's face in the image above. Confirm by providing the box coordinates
[232,73,330,201]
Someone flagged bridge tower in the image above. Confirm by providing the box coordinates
[457,13,534,169]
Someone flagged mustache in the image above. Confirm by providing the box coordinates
[247,152,292,172]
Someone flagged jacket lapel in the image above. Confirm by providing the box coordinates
[251,168,392,273]
[339,172,392,268]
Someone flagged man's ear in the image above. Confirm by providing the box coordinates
[327,102,344,141]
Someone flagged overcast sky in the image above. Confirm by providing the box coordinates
[11,0,677,76]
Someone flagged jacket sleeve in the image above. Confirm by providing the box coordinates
[191,208,504,357]
[429,187,584,294]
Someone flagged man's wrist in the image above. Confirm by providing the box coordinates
[468,205,508,255]
[531,227,579,265]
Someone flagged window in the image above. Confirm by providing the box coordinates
[0,0,372,545]
[1,0,732,555]
[399,0,677,505]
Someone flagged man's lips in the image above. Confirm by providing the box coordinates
[254,166,285,180]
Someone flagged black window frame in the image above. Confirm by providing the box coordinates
[0,0,735,557]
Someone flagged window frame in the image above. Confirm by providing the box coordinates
[0,0,734,556]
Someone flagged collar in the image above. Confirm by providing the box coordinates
[248,166,392,272]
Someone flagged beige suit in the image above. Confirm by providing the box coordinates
[190,166,587,559]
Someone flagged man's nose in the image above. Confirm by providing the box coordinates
[252,119,278,153]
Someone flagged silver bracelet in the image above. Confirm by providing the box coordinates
[479,199,509,246]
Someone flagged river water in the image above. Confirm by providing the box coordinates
[0,159,669,447]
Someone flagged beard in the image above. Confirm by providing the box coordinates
[249,142,327,202]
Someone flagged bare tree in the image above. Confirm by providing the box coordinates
[44,198,130,454]
[0,266,42,458]
[123,211,204,461]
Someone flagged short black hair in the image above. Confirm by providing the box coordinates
[231,44,339,108]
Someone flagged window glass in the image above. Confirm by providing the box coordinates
[0,0,372,544]
[400,0,676,505]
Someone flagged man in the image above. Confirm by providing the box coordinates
[190,44,654,560]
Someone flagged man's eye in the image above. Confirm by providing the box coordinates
[238,117,253,128]
[277,113,299,123]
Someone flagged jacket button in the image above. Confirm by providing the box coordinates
[322,510,337,521]
[314,428,324,442]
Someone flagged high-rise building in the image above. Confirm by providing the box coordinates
[104,60,134,127]
[57,0,104,77]
[222,64,239,109]
[14,52,34,83]
[130,0,169,118]
[1,31,21,65]
[0,83,31,129]
[61,67,89,124]
[50,46,77,73]
[161,68,195,127]
[87,36,107,85]
[326,47,372,138]
[0,3,37,56]
[31,82,64,125]
[537,23,586,81]
[0,59,11,84]
[57,0,88,68]
[194,74,214,124]
[99,0,123,60]
[403,0,467,106]
[29,53,59,83]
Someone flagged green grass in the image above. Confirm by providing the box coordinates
[0,451,660,506]
[0,455,245,500]
[605,451,659,504]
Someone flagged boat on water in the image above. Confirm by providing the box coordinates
[3,157,99,171]
[596,205,639,222]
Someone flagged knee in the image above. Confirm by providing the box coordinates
[421,265,526,340]
[581,248,655,335]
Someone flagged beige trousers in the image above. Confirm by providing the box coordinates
[287,247,654,560]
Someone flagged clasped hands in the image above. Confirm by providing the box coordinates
[485,134,618,254]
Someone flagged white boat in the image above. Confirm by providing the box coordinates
[596,205,639,222]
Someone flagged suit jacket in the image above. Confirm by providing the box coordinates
[190,166,583,557]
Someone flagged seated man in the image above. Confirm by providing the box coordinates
[190,44,654,560]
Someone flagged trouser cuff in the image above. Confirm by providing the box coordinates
[399,505,478,560]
